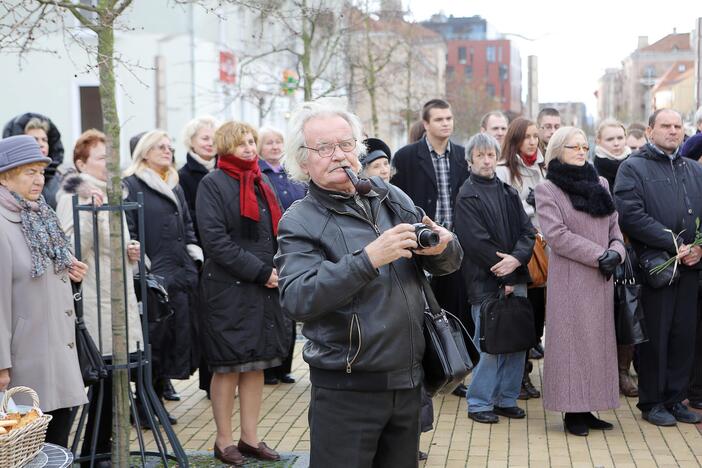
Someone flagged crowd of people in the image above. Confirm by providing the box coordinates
[1,100,702,468]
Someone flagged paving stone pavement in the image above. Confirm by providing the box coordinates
[134,342,702,467]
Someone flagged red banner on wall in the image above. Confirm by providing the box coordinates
[219,51,237,84]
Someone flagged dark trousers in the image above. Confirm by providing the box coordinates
[45,407,75,448]
[527,286,546,341]
[309,385,421,468]
[265,321,297,379]
[432,269,472,336]
[689,284,702,402]
[637,270,698,412]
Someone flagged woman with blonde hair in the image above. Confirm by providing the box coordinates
[535,126,625,436]
[123,130,202,421]
[196,121,290,464]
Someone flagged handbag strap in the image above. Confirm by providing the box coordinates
[71,281,85,319]
[413,262,443,318]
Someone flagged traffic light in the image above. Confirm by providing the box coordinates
[282,69,298,95]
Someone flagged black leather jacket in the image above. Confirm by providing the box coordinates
[274,178,463,391]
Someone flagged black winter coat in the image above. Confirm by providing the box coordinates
[455,174,535,303]
[178,153,215,241]
[614,143,702,262]
[196,169,291,367]
[274,179,463,391]
[391,138,469,221]
[123,171,200,379]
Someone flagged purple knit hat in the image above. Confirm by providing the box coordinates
[681,133,702,161]
[0,135,51,173]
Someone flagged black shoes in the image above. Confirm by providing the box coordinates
[688,400,702,410]
[582,412,613,430]
[669,402,702,424]
[520,374,541,400]
[468,411,499,424]
[493,406,525,419]
[564,413,589,436]
[162,379,180,401]
[418,451,428,461]
[279,374,296,384]
[642,404,677,426]
[264,376,279,385]
[452,383,468,398]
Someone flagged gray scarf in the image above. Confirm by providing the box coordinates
[0,185,73,277]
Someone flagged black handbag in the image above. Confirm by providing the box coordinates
[133,272,172,323]
[72,282,109,386]
[639,249,679,289]
[418,270,479,397]
[479,291,536,355]
[614,251,648,345]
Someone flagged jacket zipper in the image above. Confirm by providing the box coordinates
[346,313,362,373]
[391,262,416,388]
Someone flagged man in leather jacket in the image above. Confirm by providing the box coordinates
[274,102,463,467]
[614,108,702,427]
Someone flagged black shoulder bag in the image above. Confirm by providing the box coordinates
[479,290,536,355]
[72,281,109,386]
[418,269,479,396]
[614,248,648,345]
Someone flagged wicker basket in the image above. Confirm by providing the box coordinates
[0,386,52,467]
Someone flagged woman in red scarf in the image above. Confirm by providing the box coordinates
[496,117,547,403]
[196,121,290,465]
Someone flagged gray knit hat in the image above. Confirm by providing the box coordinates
[0,135,52,173]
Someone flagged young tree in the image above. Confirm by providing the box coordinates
[0,1,134,464]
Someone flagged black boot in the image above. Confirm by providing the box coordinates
[521,362,541,399]
[582,412,613,430]
[564,412,588,436]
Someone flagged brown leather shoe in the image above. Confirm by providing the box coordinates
[238,439,280,461]
[214,443,245,466]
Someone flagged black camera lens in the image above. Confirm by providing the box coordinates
[413,223,440,248]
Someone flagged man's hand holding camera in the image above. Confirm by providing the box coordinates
[365,216,452,269]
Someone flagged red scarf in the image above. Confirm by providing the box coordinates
[519,151,538,167]
[218,155,282,235]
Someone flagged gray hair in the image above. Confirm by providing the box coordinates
[695,106,702,126]
[464,133,501,163]
[544,126,587,165]
[181,115,219,151]
[257,126,285,155]
[283,101,366,183]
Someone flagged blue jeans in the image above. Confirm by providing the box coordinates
[467,284,527,413]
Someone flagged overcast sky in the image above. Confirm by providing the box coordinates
[407,0,700,117]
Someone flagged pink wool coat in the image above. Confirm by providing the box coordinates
[535,178,626,412]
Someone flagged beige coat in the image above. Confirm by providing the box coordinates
[496,151,546,229]
[55,173,143,357]
[0,204,88,412]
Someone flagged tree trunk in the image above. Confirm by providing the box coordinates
[96,6,130,466]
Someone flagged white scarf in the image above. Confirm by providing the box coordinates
[189,152,216,172]
[595,145,631,162]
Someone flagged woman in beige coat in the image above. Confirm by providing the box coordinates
[55,129,143,457]
[0,135,88,447]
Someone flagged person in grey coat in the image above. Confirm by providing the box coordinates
[0,135,88,447]
[535,127,626,436]
[275,102,463,468]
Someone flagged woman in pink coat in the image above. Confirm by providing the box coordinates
[535,127,626,436]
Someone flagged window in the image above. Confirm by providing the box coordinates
[486,46,496,63]
[79,86,103,132]
[464,66,473,79]
[458,47,467,64]
[499,64,508,81]
[487,84,496,97]
[469,48,474,64]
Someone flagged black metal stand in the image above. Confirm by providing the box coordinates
[68,193,188,467]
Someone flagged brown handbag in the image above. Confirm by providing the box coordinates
[527,233,548,288]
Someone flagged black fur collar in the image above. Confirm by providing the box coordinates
[546,159,615,217]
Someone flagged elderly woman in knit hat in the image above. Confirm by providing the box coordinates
[0,135,89,447]
[360,137,394,182]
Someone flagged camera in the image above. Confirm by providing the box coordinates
[412,223,440,249]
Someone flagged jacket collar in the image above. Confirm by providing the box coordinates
[0,203,20,223]
[134,167,180,207]
[308,178,388,218]
[637,142,681,162]
[258,158,284,174]
[185,153,216,174]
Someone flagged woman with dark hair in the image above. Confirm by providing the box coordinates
[496,117,545,401]
[197,121,291,465]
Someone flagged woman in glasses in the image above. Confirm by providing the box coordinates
[123,130,202,420]
[196,121,290,465]
[535,127,625,436]
[496,117,545,401]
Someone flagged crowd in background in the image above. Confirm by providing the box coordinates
[2,100,702,467]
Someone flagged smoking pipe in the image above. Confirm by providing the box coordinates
[342,167,373,195]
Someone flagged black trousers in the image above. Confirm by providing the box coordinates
[688,282,702,402]
[432,269,472,337]
[265,321,297,379]
[309,385,421,468]
[637,270,698,412]
[45,407,75,448]
[527,286,546,341]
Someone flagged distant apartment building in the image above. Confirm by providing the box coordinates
[651,61,696,119]
[596,68,624,121]
[540,102,589,130]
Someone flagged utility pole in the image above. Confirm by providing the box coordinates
[527,55,539,120]
[696,17,702,109]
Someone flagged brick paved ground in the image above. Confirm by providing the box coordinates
[140,342,702,467]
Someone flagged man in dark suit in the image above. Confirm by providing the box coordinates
[391,99,470,397]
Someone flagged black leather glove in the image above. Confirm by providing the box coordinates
[526,188,536,207]
[598,249,621,279]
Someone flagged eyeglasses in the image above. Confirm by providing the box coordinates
[540,124,561,131]
[301,138,356,158]
[153,144,175,154]
[564,144,590,152]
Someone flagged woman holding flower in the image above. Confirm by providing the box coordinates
[535,126,625,436]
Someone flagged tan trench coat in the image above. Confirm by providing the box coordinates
[0,204,87,412]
